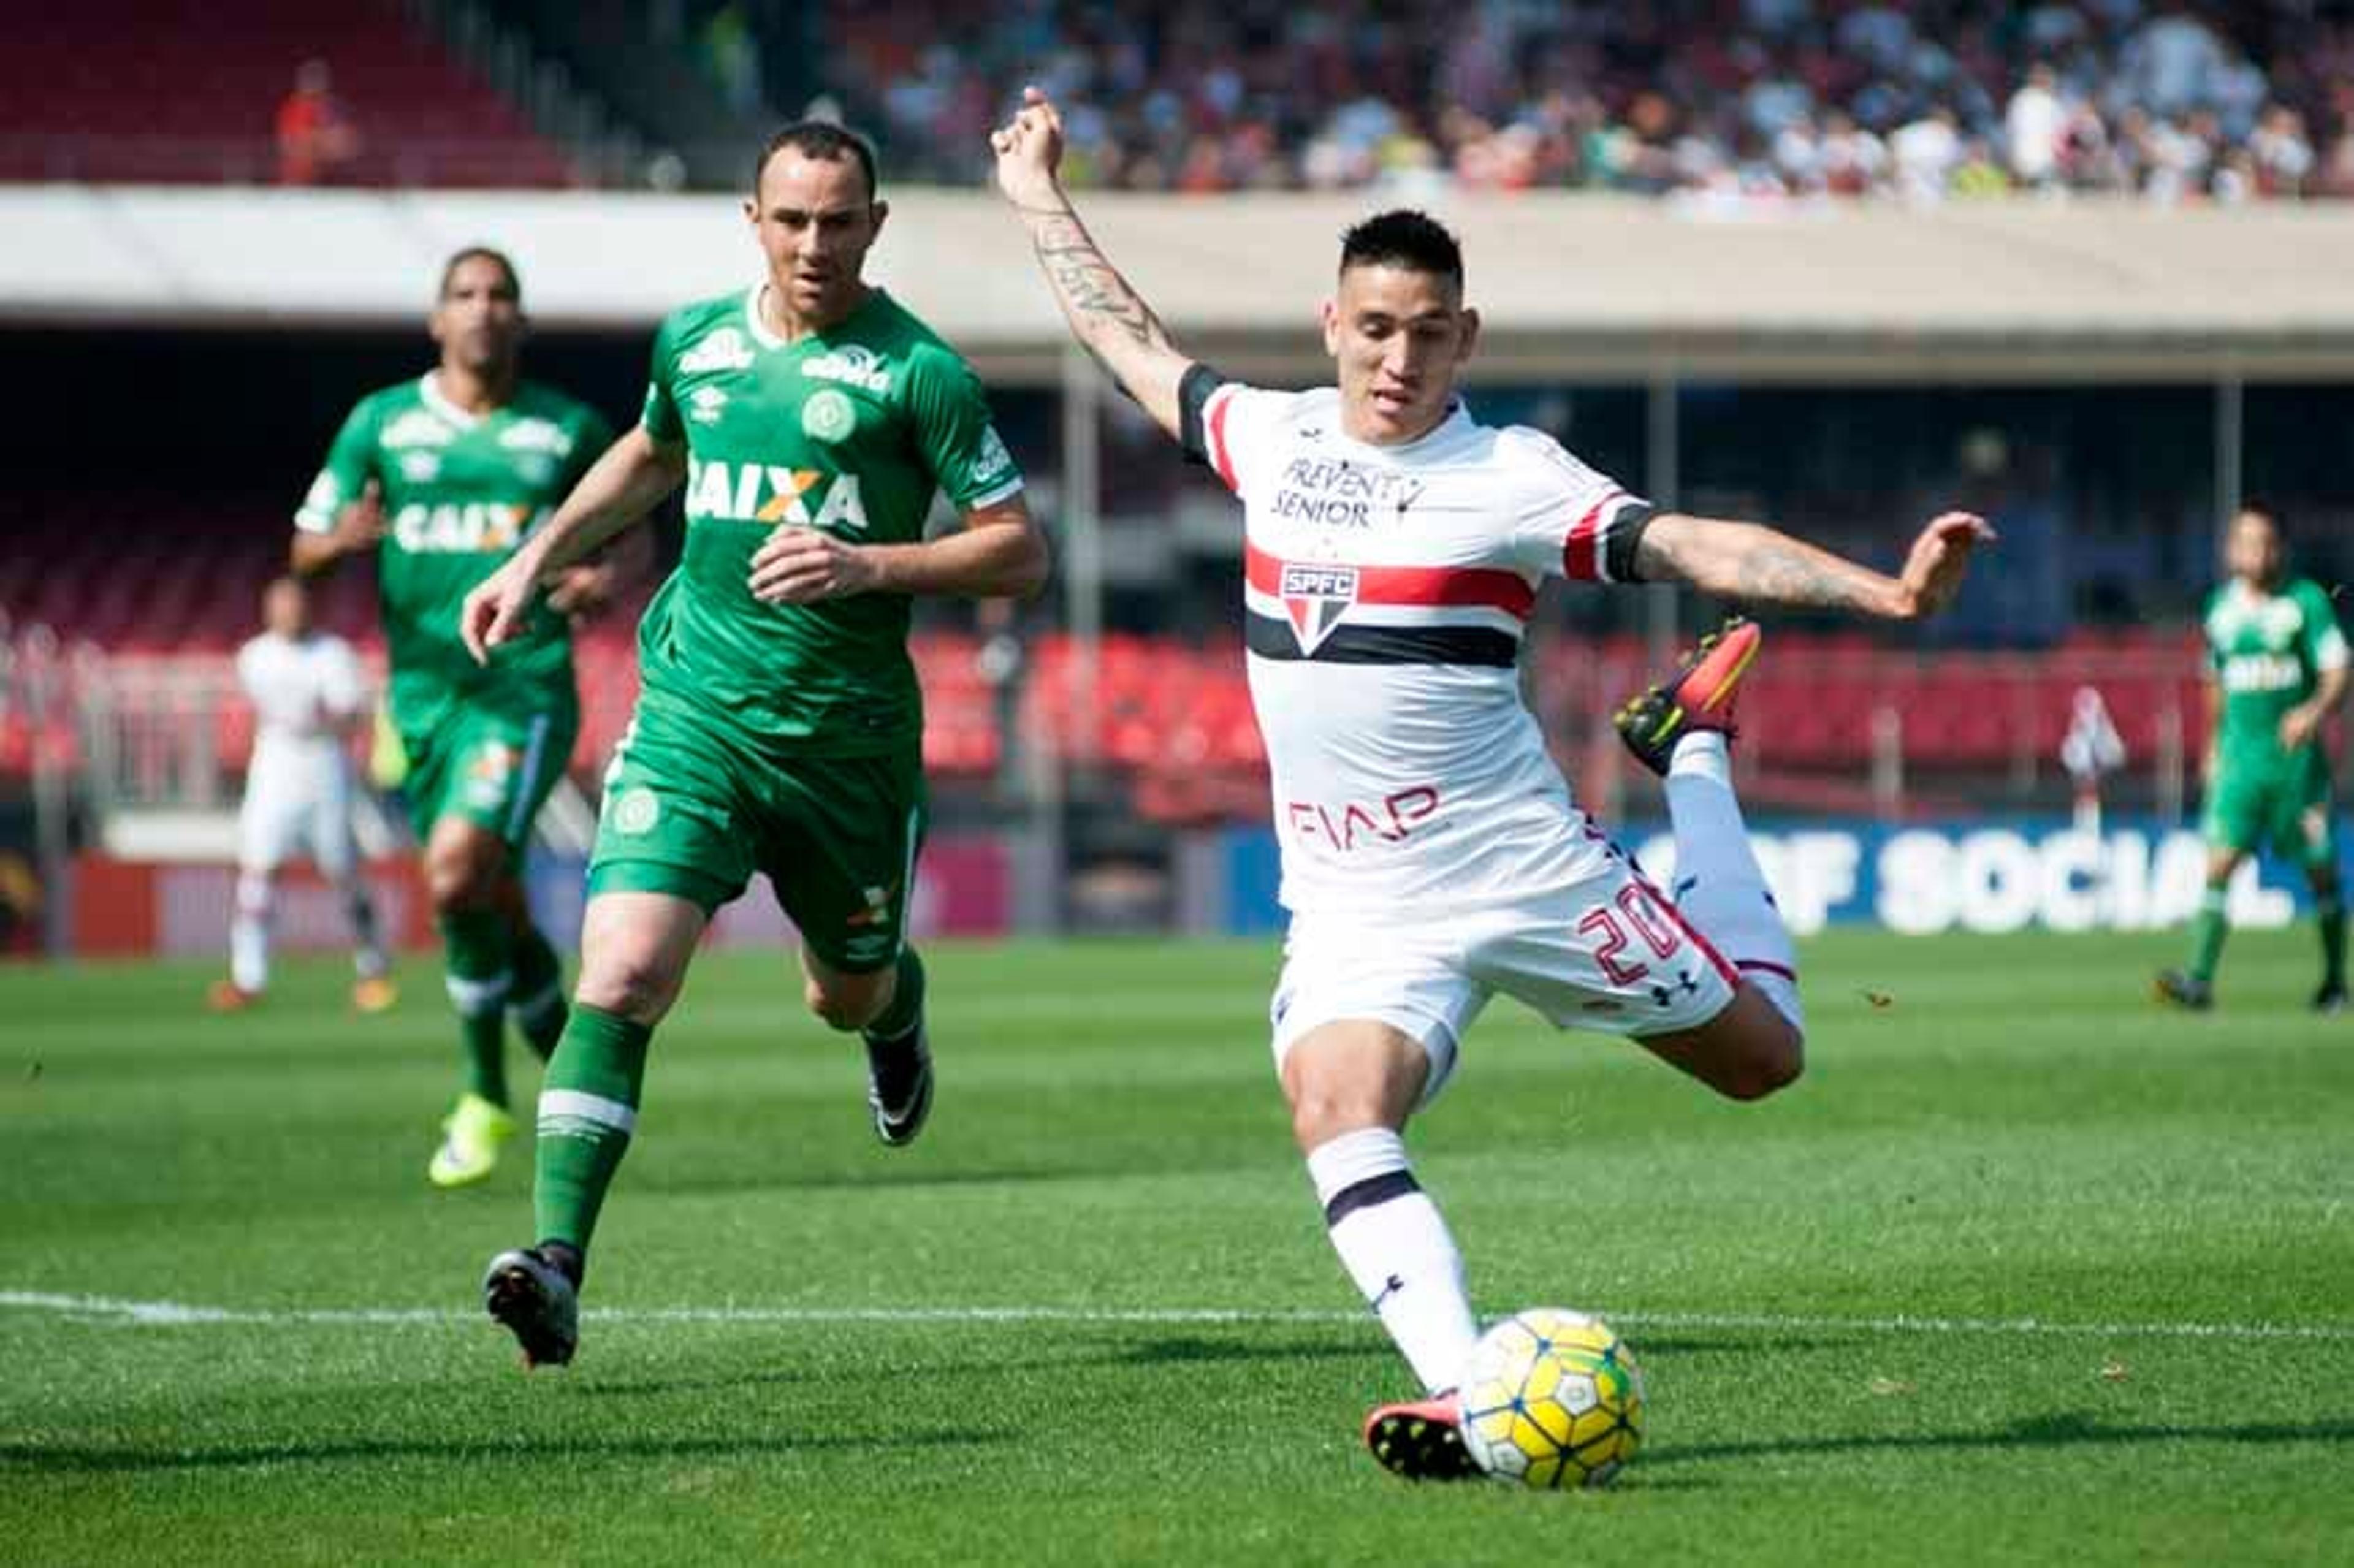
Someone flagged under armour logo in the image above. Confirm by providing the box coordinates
[1677,968,1699,995]
[1370,1274,1407,1312]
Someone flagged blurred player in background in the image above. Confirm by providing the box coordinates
[294,246,640,1189]
[459,123,1048,1368]
[2157,504,2350,1012]
[994,85,1990,1480]
[207,576,393,1013]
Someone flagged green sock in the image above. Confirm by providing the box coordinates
[535,1003,652,1257]
[2317,893,2346,989]
[440,910,515,1106]
[2186,887,2230,984]
[509,921,568,1060]
[863,947,926,1042]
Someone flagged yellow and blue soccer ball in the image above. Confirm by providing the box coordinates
[1456,1308,1644,1489]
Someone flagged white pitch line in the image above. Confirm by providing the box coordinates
[6,1290,2354,1342]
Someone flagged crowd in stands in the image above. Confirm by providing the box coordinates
[810,0,2354,202]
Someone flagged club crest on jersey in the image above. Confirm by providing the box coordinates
[1279,563,1358,653]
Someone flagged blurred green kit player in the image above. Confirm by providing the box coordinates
[2158,505,2350,1012]
[294,247,635,1187]
[459,122,1048,1366]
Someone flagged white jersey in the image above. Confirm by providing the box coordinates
[237,630,367,770]
[1197,383,1655,918]
[234,630,368,875]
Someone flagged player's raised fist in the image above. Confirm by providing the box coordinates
[992,86,1067,208]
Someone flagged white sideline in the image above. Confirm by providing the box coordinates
[5,1290,2353,1342]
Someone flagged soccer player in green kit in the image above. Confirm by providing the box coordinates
[459,123,1049,1366]
[2157,504,2351,1012]
[294,247,636,1188]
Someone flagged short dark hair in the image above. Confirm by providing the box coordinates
[753,120,880,202]
[439,245,521,305]
[2235,498,2285,533]
[1339,210,1463,291]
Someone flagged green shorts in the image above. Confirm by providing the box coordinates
[2202,755,2337,868]
[587,700,926,974]
[402,699,579,856]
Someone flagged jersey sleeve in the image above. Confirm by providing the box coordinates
[639,313,685,446]
[1183,373,1292,497]
[294,398,381,533]
[2299,581,2350,672]
[235,639,264,701]
[907,346,1024,512]
[1500,428,1656,584]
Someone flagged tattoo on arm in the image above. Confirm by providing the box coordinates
[1637,519,1895,613]
[1028,213,1172,364]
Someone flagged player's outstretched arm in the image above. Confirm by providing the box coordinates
[461,425,685,663]
[1632,511,1995,622]
[992,86,1192,440]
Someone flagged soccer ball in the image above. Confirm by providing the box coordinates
[1456,1308,1644,1489]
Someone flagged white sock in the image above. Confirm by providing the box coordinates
[1664,731,1804,1032]
[230,872,272,993]
[1307,1128,1480,1395]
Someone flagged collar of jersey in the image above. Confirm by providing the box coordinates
[1320,392,1472,460]
[744,281,885,351]
[418,371,499,431]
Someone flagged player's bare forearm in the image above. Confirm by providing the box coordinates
[1634,509,1990,622]
[289,531,345,577]
[1636,516,1908,615]
[1011,200,1189,438]
[867,504,1049,599]
[525,427,685,582]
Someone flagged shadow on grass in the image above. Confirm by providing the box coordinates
[1650,1410,2354,1467]
[0,1425,1011,1475]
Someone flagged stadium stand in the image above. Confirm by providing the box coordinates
[0,0,576,186]
[796,0,2354,201]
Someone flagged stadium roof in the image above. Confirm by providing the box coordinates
[6,185,2354,381]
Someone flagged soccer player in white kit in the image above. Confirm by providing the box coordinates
[208,576,395,1013]
[994,88,1993,1479]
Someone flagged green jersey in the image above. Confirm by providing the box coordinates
[638,284,1023,755]
[296,375,612,733]
[2203,576,2350,774]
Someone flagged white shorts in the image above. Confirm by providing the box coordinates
[238,758,359,879]
[1268,858,1739,1107]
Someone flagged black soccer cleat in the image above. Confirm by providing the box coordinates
[1613,617,1761,778]
[2313,981,2347,1015]
[1364,1393,1481,1482]
[2152,969,2214,1011]
[483,1245,580,1369]
[864,1024,933,1148]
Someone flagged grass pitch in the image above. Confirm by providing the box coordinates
[4,931,2350,1566]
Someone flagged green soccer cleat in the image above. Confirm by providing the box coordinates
[1364,1392,1481,1482]
[427,1092,517,1189]
[1612,617,1762,778]
[482,1246,580,1369]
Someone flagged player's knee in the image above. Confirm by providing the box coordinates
[802,972,885,1032]
[574,950,681,1024]
[425,853,500,914]
[1719,1023,1804,1102]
